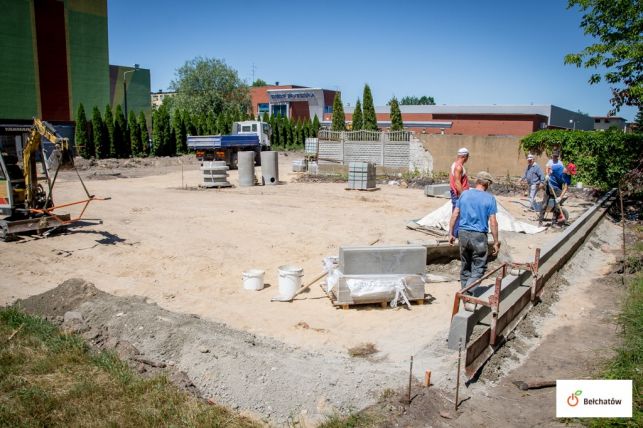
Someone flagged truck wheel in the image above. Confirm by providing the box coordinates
[230,152,238,170]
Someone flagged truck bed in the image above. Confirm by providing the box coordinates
[187,134,260,150]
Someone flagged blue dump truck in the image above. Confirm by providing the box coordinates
[187,121,272,169]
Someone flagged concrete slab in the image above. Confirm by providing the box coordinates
[424,184,451,198]
[339,245,427,275]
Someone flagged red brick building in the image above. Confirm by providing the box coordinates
[250,85,337,121]
[322,105,594,137]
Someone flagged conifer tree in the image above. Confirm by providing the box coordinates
[173,110,188,154]
[75,103,90,158]
[206,111,217,134]
[215,114,226,135]
[389,97,404,131]
[312,114,320,136]
[129,110,142,157]
[114,105,129,157]
[138,112,150,156]
[331,93,345,131]
[262,112,269,123]
[92,107,108,159]
[104,105,115,158]
[362,84,377,130]
[352,99,363,131]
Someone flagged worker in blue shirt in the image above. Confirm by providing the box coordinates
[539,150,568,227]
[520,154,544,211]
[448,171,501,298]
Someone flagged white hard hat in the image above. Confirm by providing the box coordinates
[457,147,469,156]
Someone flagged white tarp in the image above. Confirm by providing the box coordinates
[416,201,545,234]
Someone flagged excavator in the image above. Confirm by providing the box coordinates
[0,118,107,241]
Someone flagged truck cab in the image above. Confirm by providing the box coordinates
[187,120,272,169]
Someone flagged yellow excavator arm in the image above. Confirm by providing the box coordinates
[22,118,73,209]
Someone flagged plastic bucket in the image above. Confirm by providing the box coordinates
[277,265,304,299]
[242,269,265,291]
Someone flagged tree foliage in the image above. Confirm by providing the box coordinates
[520,129,643,190]
[564,0,643,112]
[152,101,175,156]
[169,57,250,119]
[92,107,108,159]
[75,103,90,158]
[389,97,404,131]
[399,95,435,105]
[138,112,150,156]
[352,99,363,131]
[312,114,320,137]
[103,105,115,158]
[128,111,143,157]
[114,105,129,158]
[331,92,346,131]
[362,84,377,131]
[252,78,268,87]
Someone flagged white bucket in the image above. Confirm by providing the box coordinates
[277,265,304,299]
[242,269,265,291]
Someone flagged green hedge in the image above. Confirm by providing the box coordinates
[520,130,642,190]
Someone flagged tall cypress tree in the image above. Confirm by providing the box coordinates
[129,110,142,157]
[362,84,377,130]
[91,107,107,159]
[352,99,363,131]
[389,97,404,131]
[312,114,320,136]
[331,92,345,131]
[114,105,128,157]
[173,110,188,153]
[104,105,115,158]
[138,112,150,156]
[75,103,90,158]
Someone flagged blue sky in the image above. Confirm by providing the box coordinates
[108,0,638,121]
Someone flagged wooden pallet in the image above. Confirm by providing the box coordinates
[320,284,425,310]
[344,187,380,192]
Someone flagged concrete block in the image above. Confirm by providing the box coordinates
[339,245,427,275]
[424,183,451,197]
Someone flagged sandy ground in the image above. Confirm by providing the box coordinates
[1,155,611,423]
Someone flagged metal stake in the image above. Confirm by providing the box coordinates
[455,339,462,411]
[408,356,413,405]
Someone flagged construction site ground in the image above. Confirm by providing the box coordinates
[0,153,623,425]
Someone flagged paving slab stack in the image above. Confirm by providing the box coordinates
[237,151,257,186]
[348,161,376,190]
[201,161,231,188]
[304,138,319,157]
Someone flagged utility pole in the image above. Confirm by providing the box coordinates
[251,63,256,84]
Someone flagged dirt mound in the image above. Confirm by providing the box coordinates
[15,278,106,318]
[10,279,406,425]
[73,155,199,171]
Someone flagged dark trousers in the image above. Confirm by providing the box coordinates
[539,185,561,222]
[459,230,489,289]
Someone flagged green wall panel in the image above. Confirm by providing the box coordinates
[67,8,109,119]
[110,65,152,127]
[0,0,38,119]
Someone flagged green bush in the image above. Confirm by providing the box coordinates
[520,130,642,190]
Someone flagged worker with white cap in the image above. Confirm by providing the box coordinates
[449,147,470,237]
[520,153,544,211]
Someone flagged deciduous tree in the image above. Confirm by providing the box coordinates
[399,95,435,105]
[564,0,643,112]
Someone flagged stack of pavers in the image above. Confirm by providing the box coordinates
[348,161,376,190]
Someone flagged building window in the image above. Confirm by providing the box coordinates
[258,103,269,114]
[271,104,287,117]
[324,105,333,114]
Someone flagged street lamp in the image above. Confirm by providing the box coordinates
[123,64,140,129]
[569,119,576,131]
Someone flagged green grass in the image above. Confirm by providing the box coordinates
[0,307,260,427]
[584,232,642,428]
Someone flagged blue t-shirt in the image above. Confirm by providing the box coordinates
[549,163,565,191]
[456,189,498,233]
